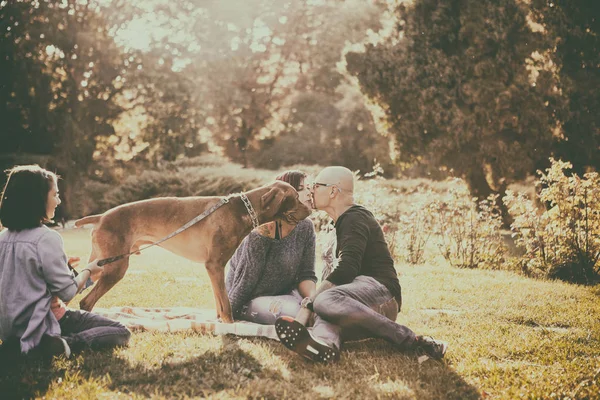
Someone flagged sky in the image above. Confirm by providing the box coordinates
[103,0,281,71]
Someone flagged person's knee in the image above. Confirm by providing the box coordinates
[101,325,131,348]
[282,301,301,318]
[108,325,131,348]
[313,289,344,317]
[120,327,132,346]
[270,298,300,319]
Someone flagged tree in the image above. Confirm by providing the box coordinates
[530,0,600,174]
[95,0,219,166]
[252,92,341,169]
[0,0,138,215]
[249,0,394,172]
[1,0,207,213]
[96,0,393,171]
[346,0,557,225]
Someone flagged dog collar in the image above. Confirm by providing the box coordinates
[240,193,260,229]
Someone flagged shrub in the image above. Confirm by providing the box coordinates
[430,180,507,269]
[102,170,189,209]
[353,166,401,227]
[396,195,435,265]
[505,159,600,284]
[71,180,113,218]
[170,153,233,169]
[77,161,274,215]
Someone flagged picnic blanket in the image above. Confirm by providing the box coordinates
[93,307,279,340]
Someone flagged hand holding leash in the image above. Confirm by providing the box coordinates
[75,260,102,293]
[84,259,104,276]
[67,256,81,269]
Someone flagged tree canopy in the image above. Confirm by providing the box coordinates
[346,0,598,224]
[1,0,598,219]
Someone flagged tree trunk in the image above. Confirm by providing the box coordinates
[464,167,513,229]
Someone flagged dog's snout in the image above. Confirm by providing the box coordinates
[296,201,311,221]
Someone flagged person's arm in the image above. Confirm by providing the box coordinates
[297,220,317,298]
[67,256,101,294]
[325,214,370,286]
[72,260,102,294]
[226,235,269,318]
[37,231,101,302]
[298,280,316,299]
[295,279,336,325]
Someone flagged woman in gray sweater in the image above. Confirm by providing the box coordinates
[226,170,317,324]
[0,165,130,360]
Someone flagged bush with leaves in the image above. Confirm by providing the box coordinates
[396,194,435,265]
[351,166,405,260]
[505,159,600,284]
[430,180,507,269]
[77,158,272,215]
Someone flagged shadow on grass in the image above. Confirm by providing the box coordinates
[339,339,481,400]
[85,335,277,398]
[0,339,63,400]
[0,335,274,399]
[1,335,481,399]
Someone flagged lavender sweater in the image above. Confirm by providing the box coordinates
[226,218,317,318]
[0,226,78,353]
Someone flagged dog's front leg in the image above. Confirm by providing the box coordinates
[205,261,234,323]
[80,256,129,311]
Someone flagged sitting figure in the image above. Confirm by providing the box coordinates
[0,165,131,361]
[226,170,317,324]
[275,166,448,362]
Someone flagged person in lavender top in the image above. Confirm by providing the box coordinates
[0,165,130,362]
[226,170,317,325]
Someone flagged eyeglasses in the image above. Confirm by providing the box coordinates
[310,182,341,192]
[311,182,335,188]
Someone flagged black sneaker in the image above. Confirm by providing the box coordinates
[414,335,448,360]
[275,316,340,363]
[39,335,71,360]
[0,336,22,367]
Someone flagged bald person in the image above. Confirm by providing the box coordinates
[275,166,448,362]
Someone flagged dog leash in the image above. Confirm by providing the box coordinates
[97,197,230,267]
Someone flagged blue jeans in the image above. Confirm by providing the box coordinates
[59,310,131,351]
[311,275,416,350]
[238,289,303,325]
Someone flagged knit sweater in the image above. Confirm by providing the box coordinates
[226,218,317,318]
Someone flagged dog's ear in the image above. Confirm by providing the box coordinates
[279,195,295,213]
[261,187,286,212]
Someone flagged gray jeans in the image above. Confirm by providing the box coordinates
[238,289,303,325]
[311,275,416,350]
[59,310,131,351]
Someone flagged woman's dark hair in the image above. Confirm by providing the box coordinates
[275,170,307,191]
[0,165,58,231]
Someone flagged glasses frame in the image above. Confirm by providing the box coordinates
[311,182,342,192]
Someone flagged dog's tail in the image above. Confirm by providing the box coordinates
[74,214,102,227]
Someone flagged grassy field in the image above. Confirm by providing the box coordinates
[1,225,599,399]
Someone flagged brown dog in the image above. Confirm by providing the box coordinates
[74,181,311,322]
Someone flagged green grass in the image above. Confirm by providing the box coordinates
[2,227,600,399]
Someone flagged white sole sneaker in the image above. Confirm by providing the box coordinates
[59,337,72,358]
[41,335,71,359]
[275,316,339,363]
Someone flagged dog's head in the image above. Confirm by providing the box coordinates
[260,181,311,224]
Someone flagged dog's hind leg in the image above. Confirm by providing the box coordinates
[205,260,234,323]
